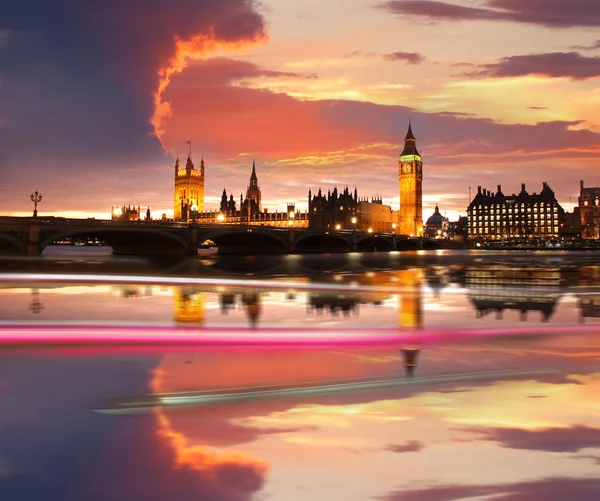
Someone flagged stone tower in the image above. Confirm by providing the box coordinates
[174,145,204,221]
[398,122,423,236]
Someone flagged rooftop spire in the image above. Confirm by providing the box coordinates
[405,119,415,141]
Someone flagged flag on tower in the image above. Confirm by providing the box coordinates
[185,140,191,146]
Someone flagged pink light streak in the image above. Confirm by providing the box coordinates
[0,324,598,347]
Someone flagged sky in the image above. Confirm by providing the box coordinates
[1,0,600,221]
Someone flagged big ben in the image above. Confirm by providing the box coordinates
[398,122,423,236]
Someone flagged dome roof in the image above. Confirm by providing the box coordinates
[426,205,443,226]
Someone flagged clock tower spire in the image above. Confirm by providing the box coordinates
[398,121,423,236]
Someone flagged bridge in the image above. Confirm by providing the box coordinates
[0,216,450,257]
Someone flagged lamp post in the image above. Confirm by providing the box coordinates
[191,204,198,222]
[288,211,295,227]
[30,190,42,217]
[392,223,397,234]
[217,213,225,223]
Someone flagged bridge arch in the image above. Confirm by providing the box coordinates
[355,235,394,252]
[40,227,190,256]
[0,232,27,255]
[199,228,288,255]
[396,239,420,251]
[295,232,352,253]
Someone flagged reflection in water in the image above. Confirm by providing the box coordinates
[400,346,421,378]
[7,259,600,331]
[174,289,205,325]
[29,288,44,314]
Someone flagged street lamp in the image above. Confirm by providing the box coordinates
[288,211,295,227]
[217,213,225,223]
[30,190,42,217]
[392,223,397,234]
[335,224,341,230]
[191,204,198,222]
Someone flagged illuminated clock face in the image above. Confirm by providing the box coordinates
[402,163,411,173]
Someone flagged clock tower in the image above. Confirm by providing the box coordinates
[398,122,423,236]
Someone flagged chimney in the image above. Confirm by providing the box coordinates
[581,180,584,192]
[521,183,526,191]
[477,186,482,195]
[497,184,502,193]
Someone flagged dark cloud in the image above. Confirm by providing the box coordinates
[0,0,266,178]
[384,440,424,453]
[460,52,600,80]
[187,58,317,85]
[528,107,547,110]
[379,0,600,28]
[380,477,600,501]
[383,51,426,64]
[459,424,600,453]
[573,39,600,50]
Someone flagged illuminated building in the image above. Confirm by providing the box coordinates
[173,288,205,324]
[201,161,309,227]
[398,122,423,236]
[579,180,600,238]
[308,186,358,229]
[174,149,204,221]
[308,188,396,232]
[467,183,564,239]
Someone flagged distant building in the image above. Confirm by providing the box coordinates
[579,180,600,238]
[308,186,358,229]
[201,161,309,227]
[307,187,396,232]
[112,205,150,221]
[423,205,449,238]
[467,182,564,239]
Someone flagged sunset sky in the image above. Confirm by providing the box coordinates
[2,0,600,220]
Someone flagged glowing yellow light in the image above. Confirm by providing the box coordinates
[113,208,122,217]
[289,212,295,219]
[335,224,341,230]
[191,204,198,212]
[368,228,373,233]
[351,217,357,224]
[217,213,225,222]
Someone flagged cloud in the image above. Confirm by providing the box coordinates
[378,0,600,28]
[384,440,424,453]
[383,51,426,64]
[379,477,600,501]
[573,40,600,51]
[0,0,267,162]
[460,52,600,80]
[459,424,600,453]
[528,106,547,110]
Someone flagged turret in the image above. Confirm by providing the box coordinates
[174,156,180,175]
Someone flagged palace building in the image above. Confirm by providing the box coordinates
[398,122,423,236]
[174,151,205,221]
[467,182,564,239]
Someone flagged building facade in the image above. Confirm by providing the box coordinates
[467,182,564,239]
[174,154,204,221]
[308,186,358,229]
[579,180,600,238]
[398,123,423,236]
[423,205,449,238]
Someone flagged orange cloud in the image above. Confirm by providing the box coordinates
[152,30,269,145]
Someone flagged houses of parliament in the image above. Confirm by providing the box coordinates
[170,125,425,235]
